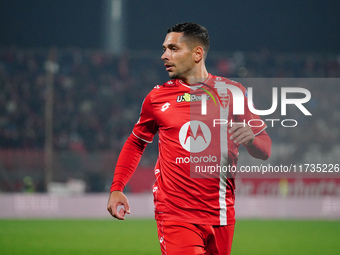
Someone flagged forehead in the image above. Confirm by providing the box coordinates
[163,32,187,46]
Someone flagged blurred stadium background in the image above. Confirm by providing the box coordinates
[0,0,340,254]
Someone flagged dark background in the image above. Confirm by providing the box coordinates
[0,0,339,52]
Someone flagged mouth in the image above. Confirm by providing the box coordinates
[164,63,174,71]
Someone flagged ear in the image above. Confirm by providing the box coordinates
[193,46,204,63]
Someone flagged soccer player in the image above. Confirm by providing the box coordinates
[107,22,271,254]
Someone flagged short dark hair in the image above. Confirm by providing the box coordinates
[167,22,210,57]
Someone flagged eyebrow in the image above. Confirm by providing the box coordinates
[162,43,179,49]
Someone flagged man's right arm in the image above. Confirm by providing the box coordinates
[107,133,148,220]
[107,91,158,220]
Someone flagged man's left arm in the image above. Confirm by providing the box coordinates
[229,124,271,160]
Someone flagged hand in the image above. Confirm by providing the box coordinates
[107,191,131,220]
[229,122,255,146]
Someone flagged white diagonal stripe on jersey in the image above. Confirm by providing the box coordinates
[132,131,153,143]
[219,103,229,225]
[254,126,267,136]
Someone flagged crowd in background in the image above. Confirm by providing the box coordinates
[0,47,339,170]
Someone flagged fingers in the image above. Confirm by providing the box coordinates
[107,191,131,220]
[110,202,125,220]
[125,202,131,215]
[107,201,119,219]
[229,122,255,145]
[112,202,124,220]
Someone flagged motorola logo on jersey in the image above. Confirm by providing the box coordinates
[178,121,211,153]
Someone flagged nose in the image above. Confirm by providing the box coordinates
[161,49,169,61]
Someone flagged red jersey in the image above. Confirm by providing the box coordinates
[112,74,270,225]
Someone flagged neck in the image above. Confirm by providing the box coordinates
[181,65,209,85]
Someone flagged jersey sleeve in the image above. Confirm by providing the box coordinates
[110,133,148,192]
[245,129,271,160]
[236,84,271,160]
[110,92,158,192]
[132,92,158,143]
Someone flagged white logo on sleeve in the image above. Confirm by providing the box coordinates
[179,121,211,153]
[161,102,170,112]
